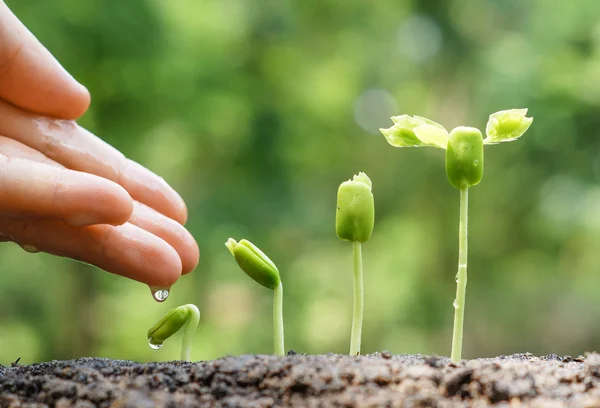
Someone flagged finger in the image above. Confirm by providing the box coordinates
[129,202,199,274]
[0,135,62,167]
[0,136,197,272]
[0,218,182,287]
[0,153,133,226]
[0,2,90,119]
[0,100,188,224]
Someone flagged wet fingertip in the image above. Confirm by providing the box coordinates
[66,185,133,227]
[141,237,183,288]
[101,182,135,225]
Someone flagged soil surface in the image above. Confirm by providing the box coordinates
[1,352,600,407]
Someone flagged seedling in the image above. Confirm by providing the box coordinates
[147,304,200,361]
[336,172,375,356]
[380,109,532,362]
[226,238,285,356]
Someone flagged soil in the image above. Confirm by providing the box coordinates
[2,352,600,407]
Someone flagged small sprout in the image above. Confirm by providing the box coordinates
[380,109,533,362]
[147,304,200,361]
[446,127,484,189]
[336,172,375,356]
[226,238,285,356]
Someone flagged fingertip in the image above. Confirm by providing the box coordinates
[109,224,183,288]
[129,202,198,274]
[64,82,91,120]
[181,232,199,275]
[176,200,189,225]
[120,160,190,225]
[144,238,183,288]
[106,182,135,225]
[66,176,134,227]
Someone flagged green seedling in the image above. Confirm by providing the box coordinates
[336,172,375,356]
[380,109,532,362]
[147,304,200,361]
[226,238,285,356]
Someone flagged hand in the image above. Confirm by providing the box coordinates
[0,1,199,289]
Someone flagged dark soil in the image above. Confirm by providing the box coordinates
[2,352,600,407]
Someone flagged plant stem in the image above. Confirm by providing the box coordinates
[181,305,200,361]
[350,241,364,356]
[451,187,469,362]
[273,282,285,356]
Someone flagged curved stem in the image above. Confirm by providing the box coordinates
[350,241,364,356]
[181,304,200,361]
[451,187,469,362]
[273,282,285,356]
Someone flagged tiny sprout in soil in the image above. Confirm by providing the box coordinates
[380,109,533,362]
[226,238,285,356]
[336,172,374,356]
[147,304,200,361]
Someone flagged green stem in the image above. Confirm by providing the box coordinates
[181,305,200,361]
[451,187,469,362]
[273,282,285,356]
[350,241,364,356]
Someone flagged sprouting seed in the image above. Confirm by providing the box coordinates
[380,109,532,362]
[225,238,285,356]
[336,172,375,356]
[147,304,200,361]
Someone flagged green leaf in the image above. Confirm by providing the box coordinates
[380,115,448,149]
[484,109,533,144]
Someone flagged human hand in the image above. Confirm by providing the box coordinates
[0,1,199,291]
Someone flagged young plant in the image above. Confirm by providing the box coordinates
[225,238,285,356]
[380,109,533,362]
[336,172,375,356]
[147,304,200,361]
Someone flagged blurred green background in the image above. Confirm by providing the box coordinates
[2,0,600,364]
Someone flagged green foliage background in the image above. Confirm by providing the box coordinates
[2,0,600,364]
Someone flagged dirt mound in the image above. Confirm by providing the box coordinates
[1,352,599,407]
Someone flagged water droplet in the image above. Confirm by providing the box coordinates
[149,287,170,302]
[455,274,459,283]
[453,299,458,309]
[148,340,163,350]
[473,160,479,167]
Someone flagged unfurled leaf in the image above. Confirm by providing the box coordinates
[484,109,533,144]
[380,115,448,149]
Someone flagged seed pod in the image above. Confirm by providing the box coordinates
[446,127,484,189]
[336,172,375,243]
[226,238,280,290]
[147,305,191,347]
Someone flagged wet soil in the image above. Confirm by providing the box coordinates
[1,352,600,407]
